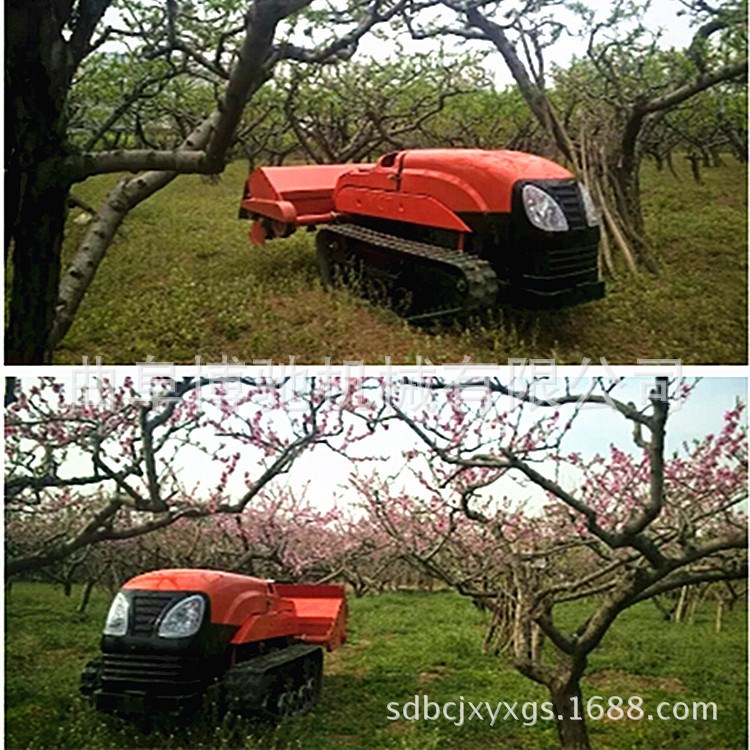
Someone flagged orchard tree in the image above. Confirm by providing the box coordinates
[66,52,190,152]
[6,0,409,363]
[402,0,747,272]
[4,374,375,576]
[358,377,747,750]
[232,81,301,168]
[282,50,489,163]
[658,83,748,180]
[75,488,348,582]
[420,85,546,152]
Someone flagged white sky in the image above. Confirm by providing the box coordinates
[332,0,698,88]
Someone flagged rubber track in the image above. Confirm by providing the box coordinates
[223,644,321,715]
[324,223,498,319]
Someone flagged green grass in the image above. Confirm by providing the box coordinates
[5,583,747,749]
[54,157,747,364]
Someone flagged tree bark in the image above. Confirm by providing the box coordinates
[549,677,591,750]
[5,3,75,363]
[79,579,96,615]
[610,162,645,239]
[6,161,72,362]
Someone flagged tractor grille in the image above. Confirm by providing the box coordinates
[131,593,179,636]
[545,182,587,231]
[545,243,599,277]
[101,653,204,696]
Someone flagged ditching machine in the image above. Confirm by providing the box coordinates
[80,569,347,720]
[239,148,605,320]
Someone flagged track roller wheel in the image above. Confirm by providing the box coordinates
[223,646,323,721]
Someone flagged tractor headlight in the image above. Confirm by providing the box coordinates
[522,184,569,232]
[158,595,205,638]
[103,592,130,636]
[579,183,601,227]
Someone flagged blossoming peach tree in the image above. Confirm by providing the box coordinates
[352,376,747,750]
[4,375,374,577]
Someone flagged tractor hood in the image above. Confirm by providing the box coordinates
[394,149,574,214]
[400,148,573,183]
[123,568,278,625]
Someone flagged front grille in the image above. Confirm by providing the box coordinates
[545,181,587,231]
[545,243,599,276]
[101,653,204,696]
[131,593,178,636]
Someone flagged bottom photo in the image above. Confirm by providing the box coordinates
[4,373,747,750]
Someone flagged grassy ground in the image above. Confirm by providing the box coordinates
[5,583,747,749]
[54,158,747,364]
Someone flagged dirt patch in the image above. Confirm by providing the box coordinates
[716,195,746,207]
[416,666,447,684]
[585,669,686,694]
[329,734,362,745]
[386,722,411,734]
[46,648,86,665]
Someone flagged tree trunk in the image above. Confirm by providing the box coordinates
[550,678,591,750]
[78,579,96,615]
[666,151,679,178]
[610,143,658,272]
[6,3,73,363]
[6,163,71,363]
[675,586,689,622]
[687,153,702,183]
[724,127,748,162]
[611,164,645,239]
[715,596,723,634]
[11,0,287,359]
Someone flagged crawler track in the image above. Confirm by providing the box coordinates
[224,644,323,719]
[316,223,498,322]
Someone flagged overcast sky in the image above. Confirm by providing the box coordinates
[348,0,698,87]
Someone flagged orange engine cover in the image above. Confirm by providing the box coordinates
[335,149,573,216]
[241,148,574,243]
[124,568,347,651]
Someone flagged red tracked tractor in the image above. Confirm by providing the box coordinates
[239,149,605,321]
[80,569,347,720]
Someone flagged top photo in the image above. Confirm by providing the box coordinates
[6,0,748,365]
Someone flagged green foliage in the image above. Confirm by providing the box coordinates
[277,49,492,163]
[66,0,246,153]
[422,86,537,150]
[5,584,747,749]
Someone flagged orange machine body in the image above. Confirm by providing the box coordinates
[85,569,348,718]
[241,148,574,245]
[124,568,347,651]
